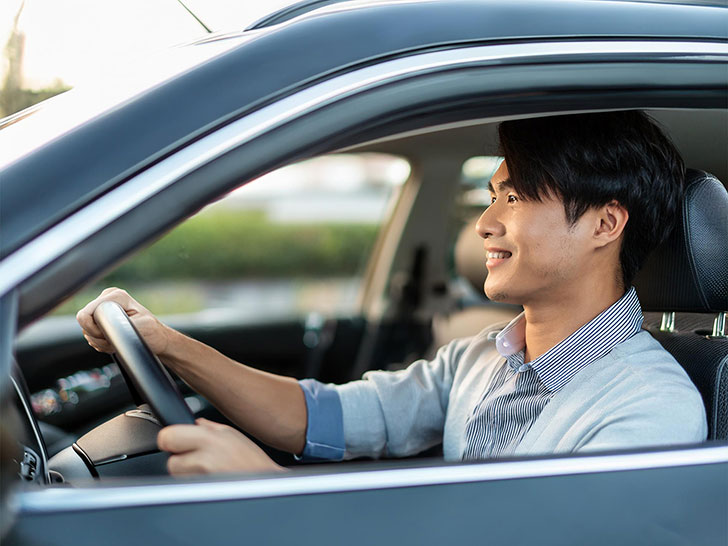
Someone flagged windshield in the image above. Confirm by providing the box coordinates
[0,34,252,170]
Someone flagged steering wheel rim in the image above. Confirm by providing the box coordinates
[93,301,195,426]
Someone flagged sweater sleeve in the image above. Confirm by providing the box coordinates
[334,337,470,459]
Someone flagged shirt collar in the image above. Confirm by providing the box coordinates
[494,287,644,393]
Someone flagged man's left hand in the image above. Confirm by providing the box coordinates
[157,418,286,475]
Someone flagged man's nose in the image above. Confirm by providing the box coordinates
[475,204,504,240]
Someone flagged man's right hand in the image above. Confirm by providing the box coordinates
[77,287,309,457]
[76,287,172,356]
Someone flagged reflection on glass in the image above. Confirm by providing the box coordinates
[31,363,121,418]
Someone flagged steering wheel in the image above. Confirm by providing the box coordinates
[93,301,196,426]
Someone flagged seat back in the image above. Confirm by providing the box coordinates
[634,169,728,440]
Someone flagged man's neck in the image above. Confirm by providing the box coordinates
[522,282,625,363]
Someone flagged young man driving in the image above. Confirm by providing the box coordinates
[77,111,707,474]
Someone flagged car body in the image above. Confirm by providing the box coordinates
[1,0,727,544]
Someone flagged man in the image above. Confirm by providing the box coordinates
[77,111,707,475]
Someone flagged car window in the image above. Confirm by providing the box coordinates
[51,153,410,321]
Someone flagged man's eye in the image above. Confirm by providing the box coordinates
[507,194,518,203]
[490,196,497,204]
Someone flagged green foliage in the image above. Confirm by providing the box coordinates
[0,83,71,118]
[53,282,207,317]
[103,210,380,283]
[1,3,71,118]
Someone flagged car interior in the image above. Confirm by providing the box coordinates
[9,107,728,485]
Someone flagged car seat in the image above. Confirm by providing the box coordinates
[633,169,728,440]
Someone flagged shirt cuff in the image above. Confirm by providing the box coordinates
[297,378,345,461]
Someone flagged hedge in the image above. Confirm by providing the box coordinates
[104,210,381,283]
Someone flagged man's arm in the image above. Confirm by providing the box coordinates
[76,288,307,456]
[333,337,467,459]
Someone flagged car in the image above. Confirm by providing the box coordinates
[1,0,727,544]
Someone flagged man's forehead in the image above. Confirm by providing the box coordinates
[488,161,513,192]
[492,160,508,181]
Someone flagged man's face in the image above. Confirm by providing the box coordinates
[476,161,594,306]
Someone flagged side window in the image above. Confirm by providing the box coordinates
[53,153,410,320]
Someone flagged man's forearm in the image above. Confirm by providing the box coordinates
[158,327,307,455]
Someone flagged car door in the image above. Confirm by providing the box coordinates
[7,447,728,545]
[4,37,728,545]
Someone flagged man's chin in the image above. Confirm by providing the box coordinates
[484,283,519,304]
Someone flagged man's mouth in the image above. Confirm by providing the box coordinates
[486,250,512,268]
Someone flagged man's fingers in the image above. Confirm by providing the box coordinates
[161,421,284,476]
[82,332,113,353]
[160,424,217,476]
[157,424,212,454]
[195,417,227,431]
[167,453,210,476]
[77,287,156,351]
[76,308,104,339]
[76,288,127,337]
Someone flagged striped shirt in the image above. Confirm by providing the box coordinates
[462,287,644,459]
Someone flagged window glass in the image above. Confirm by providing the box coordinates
[52,153,410,319]
[458,155,503,212]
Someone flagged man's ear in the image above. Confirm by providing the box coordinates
[593,200,629,248]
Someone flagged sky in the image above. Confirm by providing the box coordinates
[1,0,294,89]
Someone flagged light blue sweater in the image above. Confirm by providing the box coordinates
[335,328,707,460]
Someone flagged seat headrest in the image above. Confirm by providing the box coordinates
[454,215,487,297]
[634,169,728,313]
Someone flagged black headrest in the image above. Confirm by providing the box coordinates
[634,169,728,313]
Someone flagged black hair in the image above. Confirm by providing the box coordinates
[497,111,685,288]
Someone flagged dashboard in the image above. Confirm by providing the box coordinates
[9,365,50,486]
[7,363,169,484]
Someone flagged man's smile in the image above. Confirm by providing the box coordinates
[485,248,512,268]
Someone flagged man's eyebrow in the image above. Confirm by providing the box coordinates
[487,178,514,193]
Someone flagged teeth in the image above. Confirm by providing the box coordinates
[487,251,512,259]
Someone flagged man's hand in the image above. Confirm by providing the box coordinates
[77,288,309,459]
[157,418,286,475]
[76,287,172,356]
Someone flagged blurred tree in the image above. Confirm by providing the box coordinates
[0,1,70,118]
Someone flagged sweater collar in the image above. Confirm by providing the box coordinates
[494,287,644,393]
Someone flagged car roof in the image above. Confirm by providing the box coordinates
[249,0,728,29]
[0,0,726,259]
